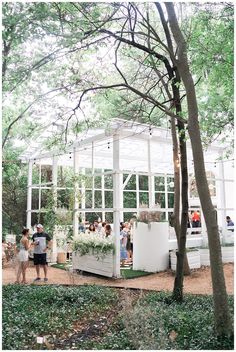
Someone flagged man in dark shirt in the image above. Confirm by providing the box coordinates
[32,224,52,282]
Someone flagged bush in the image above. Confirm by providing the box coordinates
[2,284,118,350]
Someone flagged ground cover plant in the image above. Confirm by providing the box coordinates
[2,284,118,350]
[3,285,234,350]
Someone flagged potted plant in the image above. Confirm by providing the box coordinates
[56,238,67,264]
[170,248,201,271]
[72,233,115,277]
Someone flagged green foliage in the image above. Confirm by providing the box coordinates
[95,292,234,350]
[2,286,234,350]
[187,4,234,150]
[2,146,29,234]
[2,284,118,350]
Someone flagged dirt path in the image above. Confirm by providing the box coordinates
[2,262,233,295]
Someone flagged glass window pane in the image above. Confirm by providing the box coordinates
[124,192,136,208]
[94,190,102,208]
[123,174,136,190]
[85,190,92,208]
[139,192,149,207]
[41,165,53,184]
[105,212,113,223]
[104,172,113,189]
[85,212,102,224]
[85,175,93,189]
[94,175,102,189]
[57,189,73,209]
[154,176,165,191]
[168,193,174,208]
[139,175,148,191]
[167,177,174,192]
[57,166,73,187]
[105,191,113,208]
[32,189,39,209]
[124,212,135,222]
[32,164,40,184]
[155,193,166,208]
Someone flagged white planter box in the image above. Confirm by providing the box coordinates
[133,222,169,272]
[200,248,210,266]
[72,251,114,277]
[221,246,234,263]
[170,250,201,271]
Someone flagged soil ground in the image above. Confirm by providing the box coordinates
[2,261,233,295]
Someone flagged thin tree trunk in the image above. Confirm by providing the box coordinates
[165,2,233,336]
[156,2,190,298]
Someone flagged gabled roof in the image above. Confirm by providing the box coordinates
[19,118,224,174]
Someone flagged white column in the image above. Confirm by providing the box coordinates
[26,160,33,228]
[52,156,58,210]
[136,174,139,215]
[92,141,95,209]
[38,162,42,214]
[81,168,86,223]
[164,174,168,220]
[147,139,155,207]
[51,155,58,263]
[113,133,121,278]
[101,168,105,222]
[73,147,79,237]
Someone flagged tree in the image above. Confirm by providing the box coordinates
[2,2,233,336]
[2,146,28,234]
[165,2,232,337]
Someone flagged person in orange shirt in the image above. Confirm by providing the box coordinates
[191,210,201,228]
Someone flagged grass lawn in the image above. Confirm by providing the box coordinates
[51,262,152,279]
[120,268,152,279]
[3,284,234,350]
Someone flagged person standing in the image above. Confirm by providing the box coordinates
[32,224,52,282]
[16,229,31,284]
[226,216,234,227]
[226,216,234,232]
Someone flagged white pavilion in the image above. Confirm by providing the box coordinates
[19,119,234,277]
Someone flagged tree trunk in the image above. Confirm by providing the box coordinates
[165,2,233,336]
[156,3,190,288]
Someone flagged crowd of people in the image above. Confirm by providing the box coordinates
[78,220,113,238]
[3,214,233,284]
[78,219,134,266]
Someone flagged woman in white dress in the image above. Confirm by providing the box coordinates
[16,228,30,284]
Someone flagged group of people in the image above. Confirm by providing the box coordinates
[79,219,134,266]
[79,220,113,238]
[4,224,52,284]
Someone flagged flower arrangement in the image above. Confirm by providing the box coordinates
[72,232,115,259]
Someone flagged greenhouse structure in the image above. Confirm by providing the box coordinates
[20,119,234,277]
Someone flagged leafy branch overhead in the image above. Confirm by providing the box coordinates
[2,2,233,149]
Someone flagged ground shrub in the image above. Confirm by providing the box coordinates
[3,285,234,350]
[2,284,118,350]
